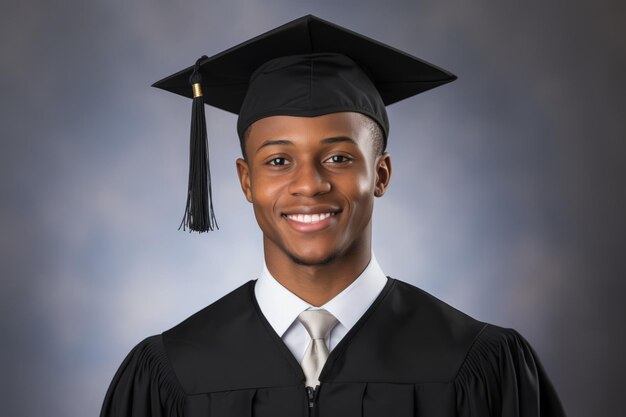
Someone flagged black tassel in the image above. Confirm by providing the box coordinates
[179,56,218,232]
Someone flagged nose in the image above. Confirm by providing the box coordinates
[288,161,331,197]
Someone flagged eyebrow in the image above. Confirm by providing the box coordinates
[320,136,357,145]
[256,139,293,153]
[255,136,356,154]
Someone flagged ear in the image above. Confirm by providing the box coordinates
[374,152,392,197]
[236,158,253,203]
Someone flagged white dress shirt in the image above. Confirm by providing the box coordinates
[254,252,388,363]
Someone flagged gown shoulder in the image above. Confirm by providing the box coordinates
[454,324,566,417]
[100,334,187,417]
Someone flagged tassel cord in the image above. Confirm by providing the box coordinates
[179,56,218,232]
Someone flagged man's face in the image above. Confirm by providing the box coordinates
[236,112,391,267]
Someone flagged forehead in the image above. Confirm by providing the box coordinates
[246,112,371,143]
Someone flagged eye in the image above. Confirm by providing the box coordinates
[325,155,352,164]
[268,157,290,166]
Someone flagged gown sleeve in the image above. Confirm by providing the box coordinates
[100,335,186,417]
[454,325,566,417]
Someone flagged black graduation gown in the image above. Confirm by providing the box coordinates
[100,277,566,417]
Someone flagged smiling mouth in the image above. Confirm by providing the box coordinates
[282,212,337,224]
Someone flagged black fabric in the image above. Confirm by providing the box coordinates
[151,14,456,142]
[237,53,389,141]
[100,278,566,417]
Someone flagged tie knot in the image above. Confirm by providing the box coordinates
[297,309,339,340]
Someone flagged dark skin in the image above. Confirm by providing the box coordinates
[236,112,392,307]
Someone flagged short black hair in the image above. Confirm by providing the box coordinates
[363,115,386,157]
[239,114,386,160]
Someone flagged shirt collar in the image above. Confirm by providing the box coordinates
[254,252,388,337]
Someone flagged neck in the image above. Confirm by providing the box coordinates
[264,238,372,307]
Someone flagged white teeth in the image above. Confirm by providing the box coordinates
[286,212,334,224]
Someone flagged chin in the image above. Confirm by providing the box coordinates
[286,249,339,267]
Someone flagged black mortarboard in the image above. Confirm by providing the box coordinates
[152,14,456,232]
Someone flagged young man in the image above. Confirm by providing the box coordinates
[101,15,566,417]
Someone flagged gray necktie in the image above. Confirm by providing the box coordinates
[297,309,339,388]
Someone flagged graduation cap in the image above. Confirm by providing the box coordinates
[152,14,456,233]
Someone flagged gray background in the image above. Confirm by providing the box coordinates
[1,1,624,416]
